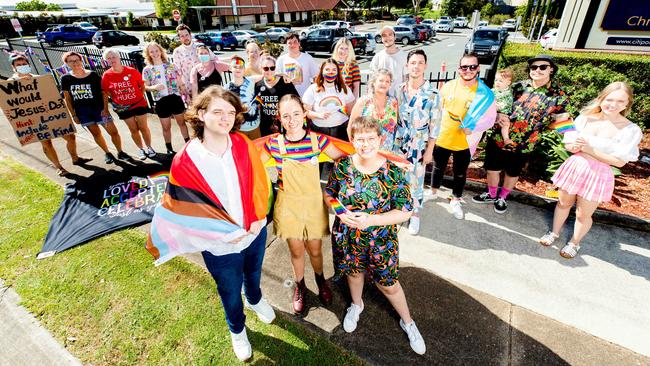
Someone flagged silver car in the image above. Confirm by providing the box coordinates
[356,32,376,55]
[374,25,418,45]
[436,19,455,33]
[264,27,292,43]
[232,30,268,47]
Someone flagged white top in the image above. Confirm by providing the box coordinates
[152,64,169,98]
[563,115,643,162]
[302,84,355,128]
[186,138,257,255]
[276,52,319,96]
[369,49,407,97]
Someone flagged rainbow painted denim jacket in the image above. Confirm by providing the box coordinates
[142,63,180,101]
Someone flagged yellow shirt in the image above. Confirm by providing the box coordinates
[437,79,478,151]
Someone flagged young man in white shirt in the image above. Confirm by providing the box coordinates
[276,32,320,97]
[369,26,407,97]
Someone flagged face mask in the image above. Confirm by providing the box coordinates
[198,54,211,63]
[16,65,31,74]
[323,73,337,83]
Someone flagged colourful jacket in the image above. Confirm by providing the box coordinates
[142,63,181,101]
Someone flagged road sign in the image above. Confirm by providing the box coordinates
[172,9,181,22]
[11,18,23,33]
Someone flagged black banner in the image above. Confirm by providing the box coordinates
[601,0,650,31]
[38,160,171,258]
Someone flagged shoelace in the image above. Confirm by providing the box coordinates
[405,322,421,341]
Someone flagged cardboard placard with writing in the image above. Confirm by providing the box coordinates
[0,74,75,146]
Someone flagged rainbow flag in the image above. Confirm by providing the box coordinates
[551,119,576,134]
[448,111,462,123]
[328,197,348,215]
[254,95,264,106]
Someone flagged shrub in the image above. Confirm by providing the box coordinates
[489,14,511,26]
[143,31,179,53]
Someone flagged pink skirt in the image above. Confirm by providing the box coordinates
[551,154,614,202]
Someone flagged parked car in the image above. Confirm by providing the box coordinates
[264,27,292,43]
[301,27,366,53]
[73,21,98,32]
[92,30,139,49]
[435,19,455,33]
[421,19,436,26]
[478,20,489,27]
[206,31,238,51]
[232,30,267,47]
[414,24,436,40]
[465,27,504,64]
[454,17,468,28]
[192,33,217,50]
[319,20,352,29]
[300,25,322,38]
[439,16,452,21]
[502,18,517,31]
[356,32,376,55]
[539,28,558,49]
[36,25,95,46]
[397,16,416,26]
[374,25,418,45]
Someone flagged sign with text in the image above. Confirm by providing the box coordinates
[10,18,23,33]
[601,0,650,31]
[0,74,75,146]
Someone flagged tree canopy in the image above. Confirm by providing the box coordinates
[15,0,62,11]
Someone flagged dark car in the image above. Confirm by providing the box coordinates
[465,27,505,64]
[193,33,217,50]
[36,25,95,46]
[92,30,139,49]
[413,24,435,41]
[300,28,366,54]
[207,31,238,51]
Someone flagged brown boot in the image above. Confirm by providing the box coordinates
[292,279,306,314]
[315,272,332,306]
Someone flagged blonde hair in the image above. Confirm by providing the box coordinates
[349,116,381,138]
[367,68,392,95]
[333,37,356,66]
[580,81,634,117]
[143,42,168,65]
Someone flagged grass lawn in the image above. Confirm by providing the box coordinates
[0,157,364,366]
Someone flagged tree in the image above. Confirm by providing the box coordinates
[441,0,463,16]
[126,11,134,27]
[480,3,496,17]
[15,0,61,11]
[153,0,187,19]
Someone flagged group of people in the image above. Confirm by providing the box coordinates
[7,23,643,361]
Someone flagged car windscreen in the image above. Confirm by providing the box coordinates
[474,31,499,41]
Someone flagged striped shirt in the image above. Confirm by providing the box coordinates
[264,132,330,188]
[338,61,361,88]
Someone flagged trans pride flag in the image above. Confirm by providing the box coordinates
[460,79,497,156]
[147,133,272,266]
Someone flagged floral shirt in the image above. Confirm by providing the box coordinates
[142,63,180,101]
[489,79,570,153]
[359,95,399,151]
[172,43,200,95]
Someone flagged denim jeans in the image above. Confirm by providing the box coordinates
[202,227,267,333]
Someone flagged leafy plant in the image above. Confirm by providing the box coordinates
[143,31,180,52]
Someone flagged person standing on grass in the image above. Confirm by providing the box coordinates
[172,24,200,104]
[142,42,190,155]
[538,82,642,259]
[60,51,126,164]
[190,45,231,98]
[225,56,262,140]
[369,26,407,97]
[101,48,155,160]
[260,95,344,314]
[332,38,361,99]
[394,49,441,235]
[324,116,426,356]
[473,55,570,214]
[254,56,298,136]
[276,32,319,97]
[8,53,91,176]
[149,86,274,361]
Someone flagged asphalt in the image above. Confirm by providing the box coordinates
[1,112,649,365]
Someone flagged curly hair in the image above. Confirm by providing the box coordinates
[185,86,245,140]
[367,68,392,96]
[143,42,169,65]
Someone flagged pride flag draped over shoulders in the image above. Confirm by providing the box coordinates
[146,133,272,266]
[460,79,497,156]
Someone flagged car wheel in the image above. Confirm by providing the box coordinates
[215,44,222,51]
[54,38,64,47]
[301,32,306,37]
[231,45,236,51]
[375,35,381,43]
[401,37,409,46]
[278,36,285,44]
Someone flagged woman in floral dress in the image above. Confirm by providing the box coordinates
[324,116,425,355]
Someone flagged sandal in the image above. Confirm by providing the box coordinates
[56,168,70,177]
[539,231,559,247]
[560,242,580,259]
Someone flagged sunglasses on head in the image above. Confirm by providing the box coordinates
[529,64,551,71]
[459,64,479,71]
[263,66,276,71]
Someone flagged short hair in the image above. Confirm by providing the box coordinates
[407,49,427,63]
[497,68,513,80]
[102,47,120,61]
[143,42,168,65]
[186,86,245,140]
[460,52,479,64]
[61,51,83,63]
[285,32,300,43]
[379,25,394,36]
[176,24,191,35]
[367,68,392,95]
[349,116,381,139]
[260,55,276,65]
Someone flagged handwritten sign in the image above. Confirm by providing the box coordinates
[0,74,75,146]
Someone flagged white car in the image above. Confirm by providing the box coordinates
[73,21,98,32]
[436,19,455,33]
[539,28,558,49]
[319,20,353,30]
[454,17,468,28]
[478,20,489,27]
[300,25,322,38]
[422,19,436,26]
[502,19,517,31]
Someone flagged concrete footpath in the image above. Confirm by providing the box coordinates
[1,113,649,365]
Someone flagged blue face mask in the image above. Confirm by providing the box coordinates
[16,65,31,74]
[198,54,211,63]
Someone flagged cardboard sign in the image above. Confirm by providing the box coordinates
[0,74,75,146]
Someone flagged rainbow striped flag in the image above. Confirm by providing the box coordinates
[448,111,462,123]
[551,119,576,134]
[328,197,348,215]
[254,95,264,106]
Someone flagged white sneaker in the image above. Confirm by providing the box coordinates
[146,146,157,158]
[137,149,147,160]
[408,216,420,235]
[449,198,464,220]
[343,302,364,333]
[230,328,252,361]
[400,319,426,355]
[245,298,276,324]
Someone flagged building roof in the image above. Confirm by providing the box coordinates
[212,0,341,16]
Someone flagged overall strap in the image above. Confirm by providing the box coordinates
[309,131,320,154]
[277,134,287,155]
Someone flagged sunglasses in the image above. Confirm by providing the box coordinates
[459,64,479,71]
[263,66,276,71]
[529,64,551,71]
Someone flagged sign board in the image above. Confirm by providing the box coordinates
[601,0,649,31]
[10,18,23,33]
[172,9,181,21]
[0,74,75,146]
